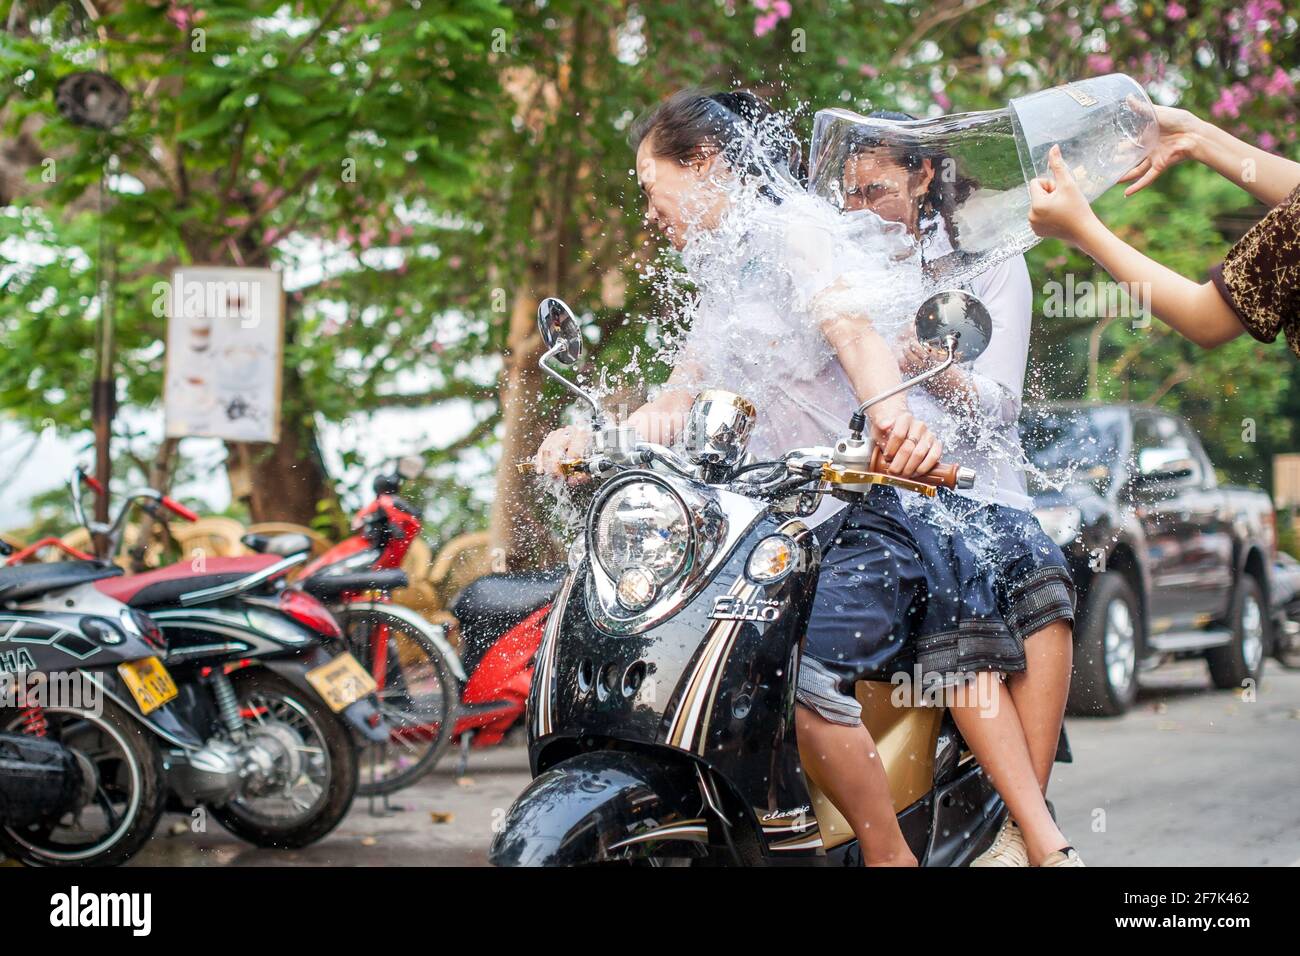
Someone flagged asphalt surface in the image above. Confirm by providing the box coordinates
[127,660,1300,867]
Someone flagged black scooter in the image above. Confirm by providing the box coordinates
[0,549,203,866]
[491,292,1058,866]
[65,470,388,849]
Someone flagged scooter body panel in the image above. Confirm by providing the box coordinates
[529,512,827,859]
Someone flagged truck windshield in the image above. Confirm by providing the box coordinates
[1021,407,1128,474]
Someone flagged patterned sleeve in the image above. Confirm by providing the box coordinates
[1209,185,1300,358]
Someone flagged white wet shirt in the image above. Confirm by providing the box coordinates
[669,194,923,462]
[904,253,1035,511]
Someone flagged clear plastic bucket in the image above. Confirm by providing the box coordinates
[1009,73,1157,202]
[805,74,1157,285]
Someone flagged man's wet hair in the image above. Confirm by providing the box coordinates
[630,88,801,182]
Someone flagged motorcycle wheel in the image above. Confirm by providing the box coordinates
[0,699,165,867]
[336,606,460,797]
[209,670,357,849]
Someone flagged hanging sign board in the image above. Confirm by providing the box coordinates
[163,266,283,443]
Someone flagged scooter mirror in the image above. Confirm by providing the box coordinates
[914,290,992,364]
[396,455,424,480]
[537,297,583,366]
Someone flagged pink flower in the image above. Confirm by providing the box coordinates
[934,90,951,110]
[1165,2,1186,20]
[754,11,779,35]
[859,64,879,79]
[773,0,792,16]
[1264,68,1295,98]
[1257,131,1277,151]
[1101,4,1123,16]
[1087,53,1113,74]
[1210,84,1252,120]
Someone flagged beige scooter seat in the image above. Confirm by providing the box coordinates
[803,681,943,851]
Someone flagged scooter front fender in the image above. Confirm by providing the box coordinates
[489,750,704,866]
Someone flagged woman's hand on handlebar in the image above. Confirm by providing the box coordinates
[536,425,592,484]
[870,409,942,478]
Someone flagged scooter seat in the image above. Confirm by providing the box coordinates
[94,555,283,608]
[300,568,409,600]
[451,567,566,630]
[451,567,566,674]
[0,561,123,604]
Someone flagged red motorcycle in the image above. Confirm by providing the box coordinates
[298,458,563,790]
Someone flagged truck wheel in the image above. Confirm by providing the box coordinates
[1207,576,1269,690]
[1067,572,1140,717]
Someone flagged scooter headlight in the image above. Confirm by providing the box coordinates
[592,480,690,594]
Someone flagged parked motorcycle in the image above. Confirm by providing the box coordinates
[296,461,462,795]
[0,544,199,866]
[297,461,562,792]
[68,470,385,848]
[491,292,1029,866]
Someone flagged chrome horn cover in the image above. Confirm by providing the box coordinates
[683,390,757,478]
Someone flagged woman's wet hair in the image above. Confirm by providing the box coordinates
[630,89,801,184]
[847,108,978,242]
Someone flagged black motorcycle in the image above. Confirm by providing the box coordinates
[491,292,1047,867]
[0,553,201,866]
[66,471,387,849]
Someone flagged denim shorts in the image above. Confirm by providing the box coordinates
[930,490,1076,644]
[796,487,1020,725]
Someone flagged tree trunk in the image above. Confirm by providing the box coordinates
[223,298,338,527]
[487,288,562,570]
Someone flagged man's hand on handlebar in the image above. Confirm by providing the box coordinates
[535,425,592,484]
[870,409,943,479]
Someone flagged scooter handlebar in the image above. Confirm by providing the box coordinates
[868,448,974,490]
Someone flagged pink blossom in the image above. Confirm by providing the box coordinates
[1210,84,1252,120]
[1087,53,1113,74]
[934,90,951,110]
[859,64,879,79]
[1165,2,1186,20]
[773,0,792,15]
[1101,4,1123,16]
[166,4,193,32]
[754,12,779,36]
[1264,68,1295,98]
[1257,131,1277,151]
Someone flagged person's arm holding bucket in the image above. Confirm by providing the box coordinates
[1118,105,1300,206]
[1028,144,1300,357]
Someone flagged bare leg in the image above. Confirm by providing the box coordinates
[796,704,917,866]
[1005,621,1073,794]
[947,674,1069,865]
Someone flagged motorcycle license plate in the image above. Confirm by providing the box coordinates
[305,652,377,713]
[117,657,179,716]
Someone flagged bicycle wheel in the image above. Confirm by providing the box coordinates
[336,605,460,796]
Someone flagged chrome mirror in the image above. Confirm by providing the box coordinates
[683,390,757,473]
[914,290,992,364]
[537,297,583,366]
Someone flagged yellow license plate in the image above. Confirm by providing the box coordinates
[306,652,377,713]
[117,657,179,716]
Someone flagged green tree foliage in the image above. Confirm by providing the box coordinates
[2,0,1296,549]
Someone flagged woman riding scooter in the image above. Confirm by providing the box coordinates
[828,112,1078,866]
[537,89,1081,865]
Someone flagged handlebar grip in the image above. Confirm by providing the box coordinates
[515,458,590,477]
[869,448,968,489]
[161,496,200,522]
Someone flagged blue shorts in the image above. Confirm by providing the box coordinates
[796,487,1020,724]
[930,491,1076,643]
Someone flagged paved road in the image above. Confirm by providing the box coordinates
[130,660,1300,867]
